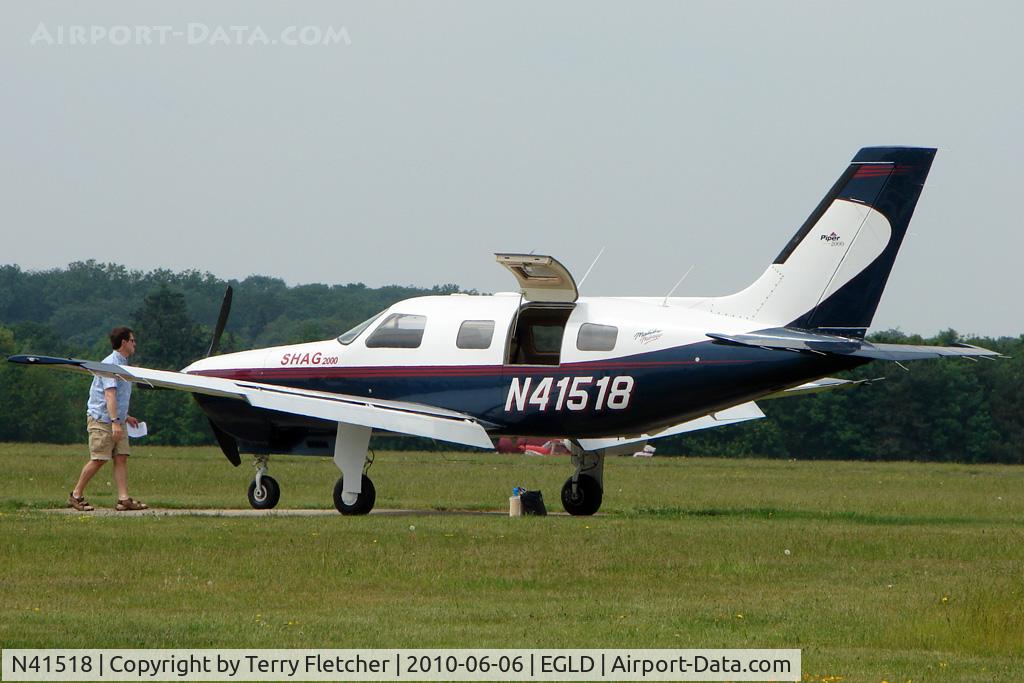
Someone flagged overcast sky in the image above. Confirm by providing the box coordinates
[2,2,1021,336]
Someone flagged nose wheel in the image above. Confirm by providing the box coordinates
[247,454,280,510]
[247,475,280,509]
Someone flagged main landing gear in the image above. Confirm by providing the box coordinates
[331,423,376,515]
[333,474,376,515]
[560,444,606,516]
[243,424,377,515]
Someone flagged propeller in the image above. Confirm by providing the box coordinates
[202,285,241,466]
[206,285,233,358]
[208,418,241,467]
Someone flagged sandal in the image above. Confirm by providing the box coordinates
[67,492,94,512]
[115,497,149,511]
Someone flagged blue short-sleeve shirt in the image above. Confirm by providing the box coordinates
[86,351,132,422]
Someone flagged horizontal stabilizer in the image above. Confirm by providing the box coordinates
[706,328,1002,361]
[760,376,878,400]
[852,342,1004,362]
[8,355,496,450]
[707,328,861,353]
[577,401,764,451]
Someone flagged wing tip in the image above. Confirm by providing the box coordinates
[7,354,82,366]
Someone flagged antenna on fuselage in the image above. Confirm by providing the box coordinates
[661,265,694,307]
[576,246,606,291]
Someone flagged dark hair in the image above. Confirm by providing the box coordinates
[109,327,134,350]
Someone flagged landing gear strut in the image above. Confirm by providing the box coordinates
[561,444,605,516]
[332,423,376,515]
[247,454,280,509]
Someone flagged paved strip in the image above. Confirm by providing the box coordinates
[44,507,564,517]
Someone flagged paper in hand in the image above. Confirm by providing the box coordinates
[127,421,148,438]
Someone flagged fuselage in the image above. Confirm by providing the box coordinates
[183,293,865,454]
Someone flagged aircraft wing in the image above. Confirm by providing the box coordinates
[706,328,1003,361]
[6,355,496,450]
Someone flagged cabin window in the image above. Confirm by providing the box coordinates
[457,320,495,349]
[337,311,384,345]
[506,305,573,365]
[365,313,426,349]
[577,323,618,352]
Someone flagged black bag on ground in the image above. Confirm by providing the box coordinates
[520,489,547,516]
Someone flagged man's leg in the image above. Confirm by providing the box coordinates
[81,418,114,499]
[73,459,106,498]
[112,454,129,501]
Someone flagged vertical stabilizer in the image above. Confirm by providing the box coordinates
[697,147,936,337]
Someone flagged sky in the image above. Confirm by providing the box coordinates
[1,1,1021,336]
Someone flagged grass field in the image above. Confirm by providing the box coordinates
[1,443,1022,681]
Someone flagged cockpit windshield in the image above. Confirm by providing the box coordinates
[337,311,384,345]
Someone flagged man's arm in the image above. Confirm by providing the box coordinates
[104,387,125,440]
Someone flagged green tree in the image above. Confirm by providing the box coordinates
[132,285,206,370]
[128,285,213,445]
[0,325,80,443]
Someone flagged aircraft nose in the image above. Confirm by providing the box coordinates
[181,357,208,374]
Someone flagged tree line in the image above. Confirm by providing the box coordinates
[1,261,1020,463]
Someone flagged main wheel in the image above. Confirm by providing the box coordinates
[561,474,602,516]
[247,475,280,510]
[333,474,376,515]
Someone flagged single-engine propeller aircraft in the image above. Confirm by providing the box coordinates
[10,147,1001,515]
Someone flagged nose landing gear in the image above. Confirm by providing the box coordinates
[247,454,281,509]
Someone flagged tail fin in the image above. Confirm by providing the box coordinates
[699,147,936,338]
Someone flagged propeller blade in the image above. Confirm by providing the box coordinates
[208,418,241,466]
[202,287,238,465]
[206,286,233,357]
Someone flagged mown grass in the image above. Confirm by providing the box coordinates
[1,443,1022,681]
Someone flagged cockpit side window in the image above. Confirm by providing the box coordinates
[337,312,384,345]
[365,313,427,349]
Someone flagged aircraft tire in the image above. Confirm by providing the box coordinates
[561,474,602,516]
[333,474,376,515]
[247,475,280,510]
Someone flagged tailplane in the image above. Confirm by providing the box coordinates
[698,147,936,338]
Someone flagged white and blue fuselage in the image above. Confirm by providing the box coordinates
[184,292,862,453]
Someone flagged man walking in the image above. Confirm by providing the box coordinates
[68,327,149,512]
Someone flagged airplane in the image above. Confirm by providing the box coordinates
[9,146,1002,516]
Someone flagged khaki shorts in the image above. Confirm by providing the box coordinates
[87,416,131,460]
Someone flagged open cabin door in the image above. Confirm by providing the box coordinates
[495,254,578,304]
[496,254,577,365]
